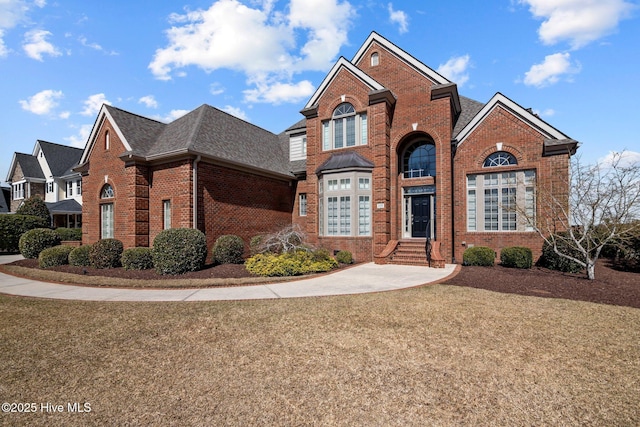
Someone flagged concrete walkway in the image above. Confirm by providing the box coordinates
[0,254,459,302]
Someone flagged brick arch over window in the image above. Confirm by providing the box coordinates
[99,183,115,239]
[476,145,524,168]
[398,135,437,178]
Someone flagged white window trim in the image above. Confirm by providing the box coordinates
[319,171,372,237]
[322,110,368,151]
[163,200,172,230]
[12,181,25,200]
[467,170,536,232]
[299,193,307,216]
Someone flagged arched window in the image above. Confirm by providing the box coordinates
[322,102,368,150]
[101,184,114,198]
[403,140,436,178]
[100,184,114,239]
[105,131,110,150]
[371,52,379,66]
[484,151,517,167]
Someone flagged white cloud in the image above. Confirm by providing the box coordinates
[81,93,111,116]
[209,82,225,95]
[599,150,640,168]
[139,95,159,109]
[221,105,249,121]
[153,109,190,123]
[78,35,118,55]
[387,3,409,34]
[149,0,354,104]
[59,110,70,119]
[523,52,581,87]
[19,89,63,115]
[0,0,48,58]
[436,55,471,86]
[65,124,92,148]
[0,30,8,57]
[243,78,315,104]
[519,0,636,49]
[533,108,555,117]
[22,29,61,61]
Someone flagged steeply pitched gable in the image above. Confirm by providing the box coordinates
[36,140,83,177]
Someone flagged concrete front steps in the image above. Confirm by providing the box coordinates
[376,239,446,268]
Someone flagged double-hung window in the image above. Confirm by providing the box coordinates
[12,182,25,200]
[322,103,367,151]
[100,184,115,239]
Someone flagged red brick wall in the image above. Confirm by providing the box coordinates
[452,106,572,262]
[197,162,294,256]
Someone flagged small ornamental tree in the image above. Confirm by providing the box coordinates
[518,152,640,280]
[16,196,50,223]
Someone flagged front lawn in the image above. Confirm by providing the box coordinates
[1,284,638,426]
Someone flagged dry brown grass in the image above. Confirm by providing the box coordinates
[1,285,638,426]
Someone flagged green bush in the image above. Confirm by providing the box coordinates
[312,248,332,262]
[69,245,91,267]
[38,245,73,269]
[539,235,583,273]
[335,250,353,264]
[55,227,82,241]
[500,246,533,269]
[212,235,245,264]
[245,250,338,277]
[19,228,61,259]
[463,246,495,266]
[249,235,264,255]
[121,247,154,270]
[89,239,124,269]
[16,195,50,222]
[0,215,49,252]
[152,228,207,275]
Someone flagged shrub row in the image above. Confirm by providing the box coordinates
[39,245,74,269]
[0,215,49,252]
[463,246,533,269]
[55,227,82,241]
[245,249,338,277]
[19,228,61,259]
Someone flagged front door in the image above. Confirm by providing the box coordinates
[411,195,433,238]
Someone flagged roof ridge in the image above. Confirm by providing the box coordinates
[105,104,165,125]
[37,140,82,150]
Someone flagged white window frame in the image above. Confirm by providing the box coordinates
[101,203,114,239]
[322,103,368,151]
[163,200,172,230]
[299,193,307,216]
[319,171,372,237]
[12,182,25,200]
[467,170,536,232]
[66,180,74,198]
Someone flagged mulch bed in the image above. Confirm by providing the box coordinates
[441,259,640,309]
[9,258,255,280]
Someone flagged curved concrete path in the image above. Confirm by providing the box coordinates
[0,254,458,302]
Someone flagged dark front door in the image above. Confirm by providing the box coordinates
[411,195,432,238]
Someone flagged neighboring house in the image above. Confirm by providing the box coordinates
[77,32,577,265]
[6,140,83,227]
[0,185,10,213]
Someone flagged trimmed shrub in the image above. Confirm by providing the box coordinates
[212,235,245,264]
[38,245,73,269]
[500,246,533,269]
[19,228,61,259]
[152,228,207,275]
[0,215,49,252]
[245,250,338,277]
[121,247,154,270]
[539,235,583,273]
[335,250,353,264]
[16,195,50,222]
[55,227,82,241]
[463,246,495,266]
[312,248,332,262]
[89,239,124,269]
[69,245,91,267]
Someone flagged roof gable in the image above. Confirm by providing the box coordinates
[35,140,83,177]
[455,92,569,145]
[352,32,450,85]
[7,152,45,181]
[304,57,385,109]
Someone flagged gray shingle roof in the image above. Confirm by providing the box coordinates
[111,104,292,177]
[46,199,82,214]
[316,151,374,173]
[37,140,83,177]
[453,96,485,138]
[14,153,45,180]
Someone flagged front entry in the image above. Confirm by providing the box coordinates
[403,188,435,239]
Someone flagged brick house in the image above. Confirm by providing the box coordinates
[6,140,83,227]
[77,32,577,265]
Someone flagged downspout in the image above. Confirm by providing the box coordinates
[192,155,201,229]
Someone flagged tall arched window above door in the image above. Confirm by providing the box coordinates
[403,140,436,178]
[100,184,114,239]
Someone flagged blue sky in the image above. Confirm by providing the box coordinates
[2,0,639,185]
